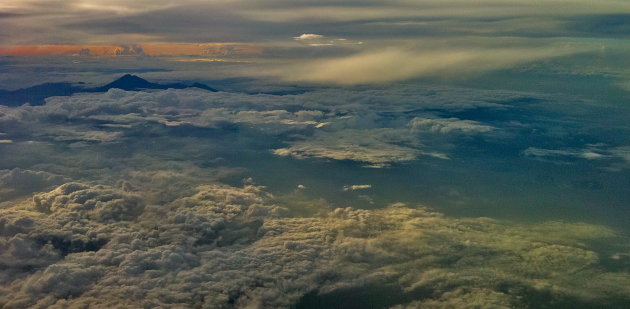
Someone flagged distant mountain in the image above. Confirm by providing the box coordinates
[0,75,217,107]
[0,83,77,107]
[188,83,218,92]
[96,74,159,91]
[94,74,218,92]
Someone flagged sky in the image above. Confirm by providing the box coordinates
[3,0,630,84]
[1,1,630,309]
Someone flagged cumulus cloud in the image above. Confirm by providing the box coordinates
[23,88,329,134]
[293,33,325,42]
[113,45,145,56]
[1,182,629,308]
[391,287,513,308]
[409,117,494,134]
[0,85,600,174]
[46,129,124,143]
[297,34,324,40]
[0,169,66,200]
[0,83,628,308]
[1,182,285,308]
[273,129,424,168]
[33,183,144,222]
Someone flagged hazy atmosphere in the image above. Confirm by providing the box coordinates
[1,1,630,308]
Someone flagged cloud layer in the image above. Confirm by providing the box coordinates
[276,45,585,84]
[1,182,629,308]
[5,0,630,85]
[0,80,629,307]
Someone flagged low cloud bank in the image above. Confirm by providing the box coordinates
[1,183,629,308]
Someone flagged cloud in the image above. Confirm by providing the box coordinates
[0,182,308,308]
[32,183,144,222]
[391,287,514,308]
[294,33,324,41]
[523,147,599,160]
[112,45,145,56]
[0,43,263,57]
[3,86,492,169]
[343,184,372,191]
[0,84,594,175]
[610,146,630,162]
[0,169,66,200]
[409,117,494,134]
[1,181,629,308]
[273,129,424,168]
[276,45,585,84]
[45,129,124,143]
[292,33,362,47]
[240,0,630,23]
[0,82,628,307]
[523,145,630,170]
[2,0,622,68]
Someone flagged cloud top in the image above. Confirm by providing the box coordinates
[1,183,629,308]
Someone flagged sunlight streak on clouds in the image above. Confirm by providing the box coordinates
[277,45,587,84]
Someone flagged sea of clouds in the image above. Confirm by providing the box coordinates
[1,85,630,308]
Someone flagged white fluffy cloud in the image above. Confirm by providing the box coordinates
[0,169,65,190]
[0,86,518,171]
[274,129,424,168]
[1,183,629,308]
[0,84,629,307]
[409,117,494,134]
[0,169,66,201]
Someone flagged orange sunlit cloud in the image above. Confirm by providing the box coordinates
[0,43,263,57]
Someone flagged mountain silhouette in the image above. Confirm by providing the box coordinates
[97,74,159,91]
[0,75,217,107]
[94,74,219,92]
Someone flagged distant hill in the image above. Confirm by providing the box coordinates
[94,74,218,92]
[0,83,77,107]
[96,74,158,91]
[0,75,217,107]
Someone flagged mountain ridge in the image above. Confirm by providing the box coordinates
[0,75,218,107]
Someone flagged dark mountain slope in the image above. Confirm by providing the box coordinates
[0,75,217,107]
